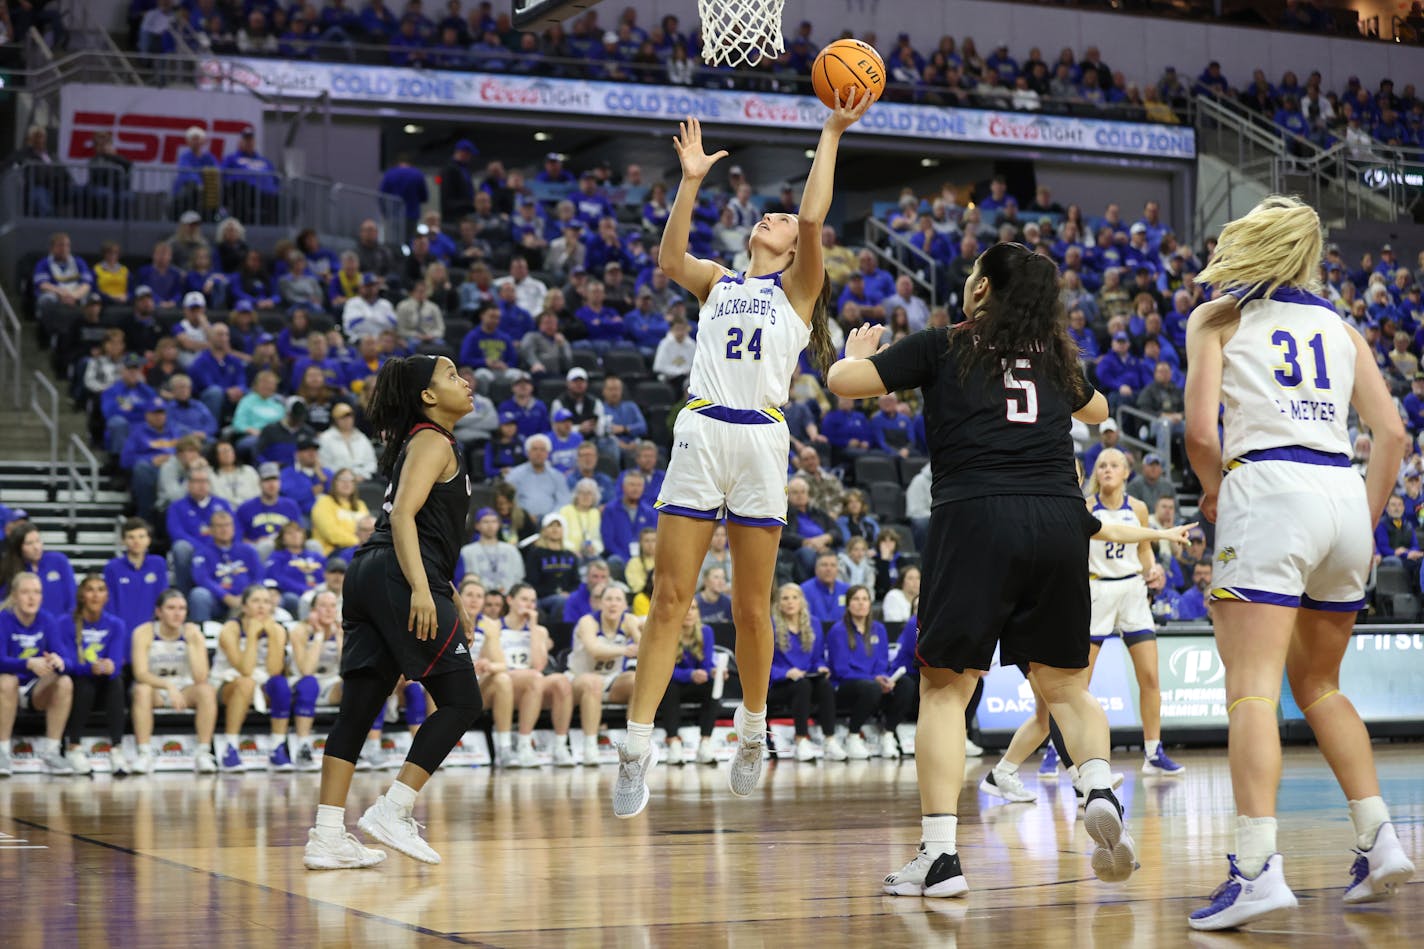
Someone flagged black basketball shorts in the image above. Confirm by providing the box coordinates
[917,494,1099,674]
[341,549,469,682]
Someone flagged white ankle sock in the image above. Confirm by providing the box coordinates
[738,705,766,740]
[1144,739,1161,757]
[315,804,345,834]
[1349,796,1390,851]
[1234,815,1278,877]
[516,733,533,749]
[922,814,957,858]
[995,760,1019,775]
[387,779,418,812]
[1077,758,1112,792]
[494,731,512,751]
[224,734,240,753]
[625,720,653,756]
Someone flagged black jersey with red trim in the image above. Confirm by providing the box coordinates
[363,422,471,590]
[868,327,1092,507]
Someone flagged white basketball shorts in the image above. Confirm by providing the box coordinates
[1211,458,1371,611]
[656,405,790,526]
[1089,575,1157,640]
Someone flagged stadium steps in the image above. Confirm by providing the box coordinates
[0,460,128,575]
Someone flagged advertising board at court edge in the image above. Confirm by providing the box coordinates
[200,57,1196,161]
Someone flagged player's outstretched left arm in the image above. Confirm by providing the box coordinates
[783,89,873,317]
[1095,520,1199,547]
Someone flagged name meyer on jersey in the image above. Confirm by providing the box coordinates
[1282,399,1338,422]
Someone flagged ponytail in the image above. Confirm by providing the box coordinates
[368,355,444,478]
[73,574,106,649]
[806,271,836,376]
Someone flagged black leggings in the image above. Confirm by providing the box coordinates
[836,679,888,733]
[66,675,126,746]
[1048,715,1074,768]
[656,679,719,737]
[767,676,836,738]
[965,676,985,730]
[324,667,483,774]
[885,677,918,731]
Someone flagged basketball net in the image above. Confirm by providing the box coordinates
[698,0,786,68]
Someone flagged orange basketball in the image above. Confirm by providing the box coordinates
[811,39,885,110]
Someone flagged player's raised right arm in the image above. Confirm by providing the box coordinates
[658,117,728,305]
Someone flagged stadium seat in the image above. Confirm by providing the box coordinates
[1376,562,1410,597]
[358,478,386,513]
[1390,593,1420,621]
[634,380,676,405]
[537,377,566,404]
[854,455,898,487]
[571,349,600,373]
[603,350,647,380]
[869,481,905,522]
[444,318,473,352]
[898,455,927,485]
[489,378,514,405]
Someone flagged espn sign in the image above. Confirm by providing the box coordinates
[59,84,264,166]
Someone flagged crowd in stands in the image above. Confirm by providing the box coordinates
[119,1,1364,124]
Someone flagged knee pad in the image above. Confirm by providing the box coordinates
[403,682,428,725]
[293,676,319,718]
[264,675,292,719]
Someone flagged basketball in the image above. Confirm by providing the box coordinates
[811,40,885,109]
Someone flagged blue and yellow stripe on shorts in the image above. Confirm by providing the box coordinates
[684,398,785,425]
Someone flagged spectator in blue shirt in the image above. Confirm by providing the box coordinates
[173,127,217,214]
[1403,375,1424,433]
[623,289,669,358]
[547,410,583,474]
[281,439,332,517]
[573,280,626,353]
[460,305,520,382]
[1096,332,1148,408]
[32,232,94,343]
[1174,561,1212,621]
[221,126,280,224]
[378,155,428,226]
[166,464,234,591]
[498,375,550,438]
[1068,307,1099,360]
[600,470,656,566]
[0,575,73,772]
[123,400,181,520]
[134,241,184,310]
[821,396,875,464]
[572,172,615,228]
[598,376,647,455]
[103,354,158,454]
[103,518,169,634]
[826,586,894,757]
[584,218,631,275]
[236,463,306,557]
[869,394,913,457]
[188,322,248,422]
[264,522,326,616]
[535,152,576,185]
[0,522,78,620]
[61,573,131,765]
[800,552,849,630]
[164,373,217,438]
[187,510,262,623]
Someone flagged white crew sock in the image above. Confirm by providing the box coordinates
[493,731,512,751]
[516,733,533,750]
[738,705,766,741]
[41,737,60,756]
[1235,815,1278,878]
[625,720,654,756]
[1144,739,1161,757]
[922,814,958,859]
[386,779,418,812]
[994,759,1019,776]
[315,804,345,835]
[1349,796,1390,851]
[1077,758,1112,793]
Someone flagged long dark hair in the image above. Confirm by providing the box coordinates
[367,356,445,478]
[951,242,1085,402]
[841,584,873,655]
[0,522,39,594]
[807,270,836,375]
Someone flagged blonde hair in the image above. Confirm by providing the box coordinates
[772,583,815,653]
[1197,195,1323,302]
[1085,447,1131,498]
[0,571,41,614]
[678,601,704,661]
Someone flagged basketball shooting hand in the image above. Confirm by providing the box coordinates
[827,87,875,133]
[672,117,729,181]
[409,588,438,641]
[844,323,887,360]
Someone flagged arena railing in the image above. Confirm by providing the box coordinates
[864,217,939,311]
[65,433,100,518]
[0,163,407,246]
[30,370,58,484]
[1115,403,1175,482]
[0,290,21,410]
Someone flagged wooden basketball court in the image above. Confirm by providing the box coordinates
[1,745,1418,947]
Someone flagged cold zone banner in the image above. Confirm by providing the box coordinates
[200,58,1196,160]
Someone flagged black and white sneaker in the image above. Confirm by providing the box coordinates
[1083,788,1139,883]
[884,843,970,898]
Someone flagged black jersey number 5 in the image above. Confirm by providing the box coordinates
[1003,358,1038,424]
